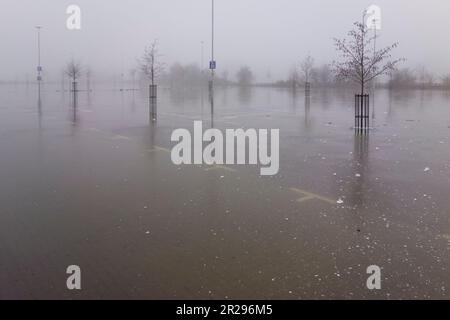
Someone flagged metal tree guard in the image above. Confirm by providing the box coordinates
[355,94,370,133]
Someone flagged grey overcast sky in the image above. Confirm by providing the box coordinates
[1,0,449,81]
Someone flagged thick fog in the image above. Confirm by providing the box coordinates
[1,0,449,81]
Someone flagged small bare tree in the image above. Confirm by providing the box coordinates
[417,66,434,89]
[288,66,299,89]
[442,74,450,90]
[236,66,254,86]
[300,55,315,84]
[139,40,165,86]
[86,67,92,91]
[129,68,137,89]
[332,21,403,96]
[65,59,83,83]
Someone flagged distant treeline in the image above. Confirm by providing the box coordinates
[2,64,449,91]
[269,65,450,90]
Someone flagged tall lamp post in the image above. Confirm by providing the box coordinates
[364,6,381,119]
[209,0,216,93]
[209,0,216,126]
[201,41,204,74]
[211,0,215,81]
[36,26,43,101]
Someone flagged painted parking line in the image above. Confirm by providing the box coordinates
[159,113,200,121]
[290,188,337,205]
[204,165,237,173]
[437,234,450,241]
[111,134,132,141]
[154,146,171,153]
[147,146,171,153]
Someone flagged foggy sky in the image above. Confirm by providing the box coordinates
[1,0,449,81]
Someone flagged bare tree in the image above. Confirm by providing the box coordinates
[129,68,137,89]
[417,66,434,89]
[313,64,333,86]
[332,21,403,96]
[300,55,315,84]
[236,66,253,86]
[65,59,83,83]
[288,66,299,89]
[139,40,165,86]
[86,67,92,91]
[388,68,417,89]
[442,74,450,90]
[221,70,229,83]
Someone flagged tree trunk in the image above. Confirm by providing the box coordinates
[151,67,155,87]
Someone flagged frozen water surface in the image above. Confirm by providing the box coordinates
[1,83,450,299]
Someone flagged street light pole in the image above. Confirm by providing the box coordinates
[372,19,377,119]
[36,26,42,100]
[201,41,204,74]
[209,0,215,127]
[211,0,215,82]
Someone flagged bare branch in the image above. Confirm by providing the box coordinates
[332,20,404,94]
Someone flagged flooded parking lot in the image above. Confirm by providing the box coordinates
[1,83,450,299]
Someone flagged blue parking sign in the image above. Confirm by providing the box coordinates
[209,61,216,70]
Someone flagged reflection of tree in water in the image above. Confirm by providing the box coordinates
[71,100,79,125]
[387,88,393,118]
[139,124,160,174]
[169,87,201,107]
[130,93,136,113]
[148,121,157,149]
[87,89,93,109]
[221,85,228,107]
[238,86,252,106]
[347,134,370,233]
[68,86,80,127]
[304,94,311,129]
[290,88,298,114]
[348,134,370,210]
[317,88,330,110]
[149,99,157,122]
[385,89,415,122]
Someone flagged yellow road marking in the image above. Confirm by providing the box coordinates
[296,195,317,203]
[154,146,171,153]
[111,135,132,141]
[147,146,170,153]
[438,234,450,240]
[204,165,237,173]
[290,188,337,205]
